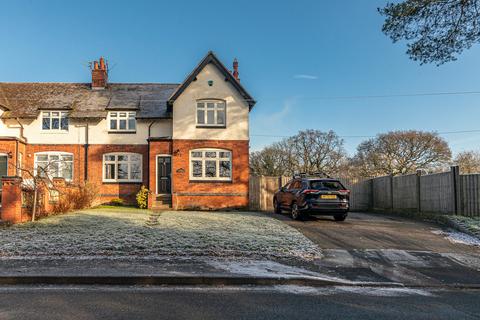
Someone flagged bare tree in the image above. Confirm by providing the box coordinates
[250,130,347,176]
[12,160,63,222]
[352,130,452,177]
[454,150,480,174]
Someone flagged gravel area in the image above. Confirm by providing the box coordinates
[0,207,320,260]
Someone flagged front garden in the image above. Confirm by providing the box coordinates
[0,207,320,260]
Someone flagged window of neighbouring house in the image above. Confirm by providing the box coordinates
[103,153,142,182]
[0,154,8,178]
[190,149,232,181]
[41,111,69,131]
[17,152,23,177]
[196,100,226,127]
[34,152,73,181]
[108,112,136,132]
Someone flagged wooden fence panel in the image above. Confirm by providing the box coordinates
[372,176,392,210]
[392,174,418,210]
[420,172,453,214]
[460,174,480,217]
[339,178,371,211]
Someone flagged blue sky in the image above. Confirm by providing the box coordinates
[1,0,480,155]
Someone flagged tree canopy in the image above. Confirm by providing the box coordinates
[454,150,480,173]
[250,130,347,176]
[351,130,452,176]
[380,0,480,64]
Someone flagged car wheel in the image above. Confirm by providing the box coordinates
[334,213,348,222]
[291,203,302,220]
[273,198,282,214]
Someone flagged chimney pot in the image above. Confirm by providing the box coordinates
[99,57,106,70]
[91,57,108,89]
[232,58,240,82]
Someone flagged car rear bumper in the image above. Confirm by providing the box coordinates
[300,201,349,215]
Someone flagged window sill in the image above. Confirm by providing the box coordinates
[108,131,137,134]
[40,130,69,134]
[102,181,143,184]
[196,125,226,129]
[189,179,232,183]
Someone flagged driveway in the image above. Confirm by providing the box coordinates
[273,211,480,286]
[274,211,480,253]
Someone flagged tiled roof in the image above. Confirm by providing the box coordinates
[0,83,179,119]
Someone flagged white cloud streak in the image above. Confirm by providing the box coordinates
[293,74,318,80]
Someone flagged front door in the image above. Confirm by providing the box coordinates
[156,156,171,194]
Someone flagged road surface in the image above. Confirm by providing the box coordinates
[0,285,478,320]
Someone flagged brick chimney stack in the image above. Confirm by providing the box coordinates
[91,57,108,89]
[232,58,240,82]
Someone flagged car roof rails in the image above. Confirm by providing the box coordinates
[292,172,333,179]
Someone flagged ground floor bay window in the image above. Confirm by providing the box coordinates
[103,153,142,183]
[34,152,73,181]
[189,149,232,181]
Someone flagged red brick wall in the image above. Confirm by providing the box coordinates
[22,144,148,205]
[0,139,24,176]
[171,139,249,210]
[0,177,29,223]
[88,144,148,204]
[24,144,86,185]
[1,139,250,210]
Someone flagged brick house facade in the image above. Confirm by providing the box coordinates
[0,52,255,211]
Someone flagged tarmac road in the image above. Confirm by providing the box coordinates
[0,285,478,320]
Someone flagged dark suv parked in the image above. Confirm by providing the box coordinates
[273,175,350,221]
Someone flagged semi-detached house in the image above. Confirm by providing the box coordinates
[0,51,256,210]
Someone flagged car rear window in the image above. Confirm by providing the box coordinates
[309,180,344,191]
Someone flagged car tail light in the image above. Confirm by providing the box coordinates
[339,189,350,195]
[302,189,320,194]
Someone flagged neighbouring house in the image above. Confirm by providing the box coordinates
[0,51,256,212]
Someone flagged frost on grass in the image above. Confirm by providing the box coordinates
[431,229,480,247]
[0,209,320,260]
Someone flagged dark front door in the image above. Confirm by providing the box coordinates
[157,156,171,194]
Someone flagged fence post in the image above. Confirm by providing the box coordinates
[369,178,374,211]
[260,175,266,211]
[416,169,422,213]
[389,174,394,211]
[451,166,460,215]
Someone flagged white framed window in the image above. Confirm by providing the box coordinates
[34,152,73,181]
[103,153,142,182]
[190,149,232,181]
[108,112,136,132]
[42,111,69,131]
[196,100,226,127]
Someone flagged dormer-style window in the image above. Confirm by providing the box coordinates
[42,111,69,131]
[196,100,226,127]
[108,111,136,132]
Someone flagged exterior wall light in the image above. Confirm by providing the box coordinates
[208,80,213,86]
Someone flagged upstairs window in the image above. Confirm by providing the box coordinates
[34,152,73,181]
[42,111,68,131]
[108,112,136,132]
[103,153,142,182]
[190,149,232,181]
[196,100,226,127]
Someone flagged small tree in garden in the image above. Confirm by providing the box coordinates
[136,185,149,209]
[13,160,59,222]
